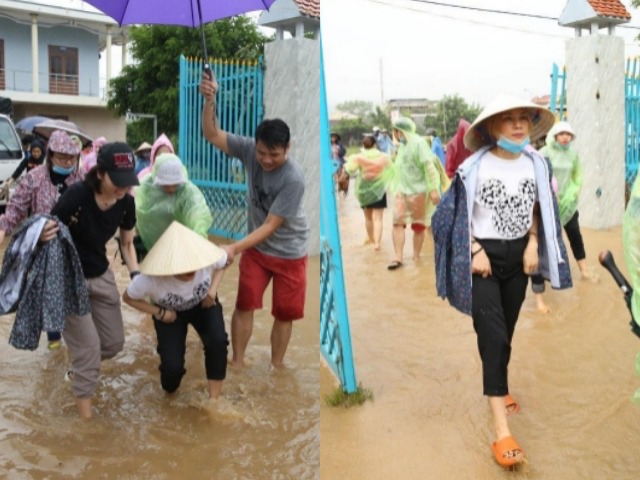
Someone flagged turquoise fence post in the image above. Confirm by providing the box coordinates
[319,39,357,394]
[549,63,558,116]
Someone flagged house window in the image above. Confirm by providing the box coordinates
[0,39,5,90]
[49,45,78,95]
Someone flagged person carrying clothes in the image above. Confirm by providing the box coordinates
[387,116,440,270]
[2,139,47,196]
[200,73,310,369]
[123,221,228,399]
[531,121,589,313]
[41,142,141,418]
[445,119,474,179]
[432,95,572,468]
[0,130,85,350]
[137,134,175,181]
[135,153,213,253]
[344,132,392,251]
[133,142,152,175]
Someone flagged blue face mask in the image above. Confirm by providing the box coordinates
[52,164,76,176]
[497,136,530,154]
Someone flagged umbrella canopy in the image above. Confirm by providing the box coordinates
[83,0,275,27]
[83,0,276,73]
[15,116,52,136]
[33,120,93,148]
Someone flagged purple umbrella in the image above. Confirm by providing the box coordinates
[84,0,275,75]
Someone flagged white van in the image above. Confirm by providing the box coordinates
[0,114,24,207]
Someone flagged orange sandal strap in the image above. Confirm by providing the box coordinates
[505,394,520,415]
[492,435,524,467]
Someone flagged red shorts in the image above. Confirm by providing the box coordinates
[236,248,308,321]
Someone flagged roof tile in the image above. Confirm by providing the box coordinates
[293,0,320,19]
[588,0,631,20]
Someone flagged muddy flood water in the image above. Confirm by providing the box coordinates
[0,239,319,479]
[321,192,640,479]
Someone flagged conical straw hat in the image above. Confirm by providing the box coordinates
[463,95,555,151]
[140,221,225,276]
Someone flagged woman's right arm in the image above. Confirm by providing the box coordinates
[122,290,177,323]
[0,175,34,236]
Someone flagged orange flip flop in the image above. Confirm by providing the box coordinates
[505,394,520,415]
[492,435,524,468]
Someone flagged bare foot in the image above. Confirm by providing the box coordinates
[536,302,551,314]
[363,238,373,246]
[373,244,381,251]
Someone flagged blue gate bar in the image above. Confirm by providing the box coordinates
[319,38,357,393]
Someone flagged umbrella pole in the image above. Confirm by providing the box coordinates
[197,0,215,82]
[201,23,211,78]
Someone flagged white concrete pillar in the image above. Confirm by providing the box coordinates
[591,22,599,35]
[295,21,304,38]
[566,35,625,228]
[30,14,38,94]
[276,27,284,41]
[121,37,128,67]
[106,25,112,87]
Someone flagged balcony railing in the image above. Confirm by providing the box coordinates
[0,68,107,99]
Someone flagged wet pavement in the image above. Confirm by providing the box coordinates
[321,192,640,479]
[0,238,319,479]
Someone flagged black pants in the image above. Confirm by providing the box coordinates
[153,300,228,393]
[531,210,584,291]
[472,237,528,396]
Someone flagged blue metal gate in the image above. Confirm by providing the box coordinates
[549,61,639,189]
[178,55,264,239]
[319,43,357,394]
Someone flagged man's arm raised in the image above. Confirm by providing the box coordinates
[199,72,229,155]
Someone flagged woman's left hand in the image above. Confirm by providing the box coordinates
[523,240,539,274]
[39,220,60,243]
[201,292,217,308]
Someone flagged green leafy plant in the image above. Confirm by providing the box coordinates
[324,384,373,408]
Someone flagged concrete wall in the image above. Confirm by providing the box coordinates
[566,35,625,228]
[264,38,320,255]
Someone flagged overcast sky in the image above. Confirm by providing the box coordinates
[321,0,640,110]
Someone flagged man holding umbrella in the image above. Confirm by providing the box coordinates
[199,74,309,369]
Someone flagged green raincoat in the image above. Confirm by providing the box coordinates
[539,123,583,225]
[344,148,392,207]
[135,155,213,251]
[391,117,440,196]
[623,174,640,402]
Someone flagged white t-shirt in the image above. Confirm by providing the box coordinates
[471,151,537,240]
[127,254,226,312]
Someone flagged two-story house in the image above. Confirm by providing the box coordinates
[0,0,128,141]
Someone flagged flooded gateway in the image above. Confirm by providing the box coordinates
[0,241,319,479]
[321,194,640,479]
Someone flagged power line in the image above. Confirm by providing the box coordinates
[368,0,640,30]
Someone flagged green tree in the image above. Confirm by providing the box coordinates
[336,100,374,119]
[366,105,392,132]
[423,94,482,141]
[107,18,269,147]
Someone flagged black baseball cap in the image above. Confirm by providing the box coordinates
[97,142,139,187]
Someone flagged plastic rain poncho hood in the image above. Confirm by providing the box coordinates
[539,122,582,225]
[134,154,213,251]
[391,117,440,195]
[344,147,392,207]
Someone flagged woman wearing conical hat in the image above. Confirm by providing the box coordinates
[432,95,572,468]
[123,221,229,400]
